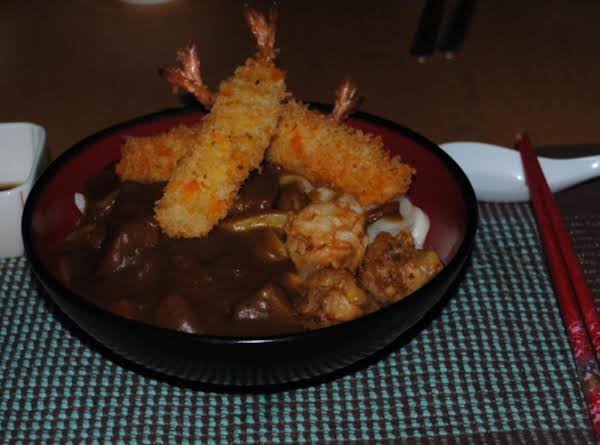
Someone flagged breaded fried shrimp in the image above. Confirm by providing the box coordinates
[267,83,415,206]
[116,46,213,184]
[154,58,408,208]
[154,7,287,238]
[116,123,203,183]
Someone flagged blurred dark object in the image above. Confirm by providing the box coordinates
[438,0,477,57]
[410,0,477,61]
[410,0,445,61]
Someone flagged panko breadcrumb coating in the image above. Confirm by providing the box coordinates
[116,123,202,183]
[119,80,360,185]
[267,100,415,206]
[154,8,287,238]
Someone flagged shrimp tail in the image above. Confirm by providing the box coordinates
[158,42,215,108]
[244,5,279,61]
[331,78,361,122]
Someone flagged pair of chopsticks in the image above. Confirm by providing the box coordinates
[517,133,600,439]
[410,0,476,62]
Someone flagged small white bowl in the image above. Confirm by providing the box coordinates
[0,123,46,258]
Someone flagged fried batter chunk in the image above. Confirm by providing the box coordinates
[285,195,367,277]
[359,230,443,304]
[298,268,378,327]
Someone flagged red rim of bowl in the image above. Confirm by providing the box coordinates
[22,104,478,346]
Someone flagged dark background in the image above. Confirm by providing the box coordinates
[3,0,600,158]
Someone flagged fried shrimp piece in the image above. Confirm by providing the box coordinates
[116,123,203,183]
[267,81,415,206]
[359,230,443,304]
[154,7,287,238]
[116,45,214,184]
[298,268,378,326]
[285,194,367,277]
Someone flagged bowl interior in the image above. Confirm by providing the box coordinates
[28,108,472,269]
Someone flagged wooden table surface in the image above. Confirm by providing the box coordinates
[3,0,600,159]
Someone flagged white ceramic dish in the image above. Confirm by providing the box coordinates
[0,123,46,258]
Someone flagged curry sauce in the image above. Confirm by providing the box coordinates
[58,164,307,336]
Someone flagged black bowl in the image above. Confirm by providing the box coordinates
[22,105,477,387]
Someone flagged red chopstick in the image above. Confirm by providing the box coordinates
[517,132,600,438]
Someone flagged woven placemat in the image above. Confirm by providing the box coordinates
[2,202,599,444]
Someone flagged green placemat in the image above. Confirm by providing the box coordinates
[1,204,597,444]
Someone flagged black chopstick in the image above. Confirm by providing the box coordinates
[410,0,445,61]
[437,0,477,57]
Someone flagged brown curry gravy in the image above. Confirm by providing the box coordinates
[57,164,310,336]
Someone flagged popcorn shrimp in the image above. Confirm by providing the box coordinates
[359,230,443,304]
[298,268,378,327]
[154,7,287,238]
[285,194,367,277]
